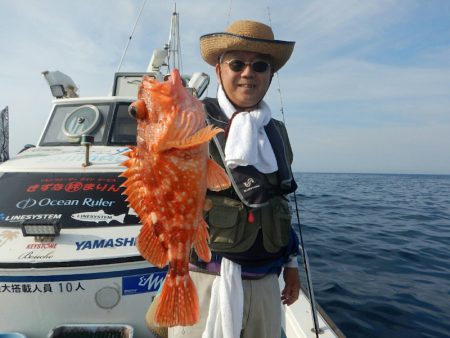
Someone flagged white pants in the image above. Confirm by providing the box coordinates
[168,271,281,338]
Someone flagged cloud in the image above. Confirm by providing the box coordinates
[1,0,449,174]
[282,59,450,103]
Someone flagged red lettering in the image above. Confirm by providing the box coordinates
[40,184,53,191]
[83,183,95,191]
[51,183,65,191]
[65,182,83,192]
[27,184,40,192]
[107,185,121,192]
[96,184,108,192]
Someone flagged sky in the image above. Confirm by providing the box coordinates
[1,0,449,174]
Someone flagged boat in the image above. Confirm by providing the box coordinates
[0,8,344,338]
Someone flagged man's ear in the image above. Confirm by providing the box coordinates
[215,63,221,84]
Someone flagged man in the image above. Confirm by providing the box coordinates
[169,20,300,338]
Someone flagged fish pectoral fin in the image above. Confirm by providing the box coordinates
[206,158,231,191]
[163,125,223,150]
[193,218,211,262]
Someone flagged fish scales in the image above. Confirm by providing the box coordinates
[121,69,230,327]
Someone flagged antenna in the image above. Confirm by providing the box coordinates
[166,4,183,73]
[116,0,148,73]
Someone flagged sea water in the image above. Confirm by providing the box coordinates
[292,173,450,338]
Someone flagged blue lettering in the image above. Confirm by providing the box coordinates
[74,237,137,251]
[75,241,85,251]
[104,239,114,248]
[92,240,105,249]
[123,237,135,247]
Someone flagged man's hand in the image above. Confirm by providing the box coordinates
[281,267,301,306]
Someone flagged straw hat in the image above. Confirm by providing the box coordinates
[200,20,295,71]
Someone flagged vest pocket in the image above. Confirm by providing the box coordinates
[207,196,246,249]
[261,196,292,253]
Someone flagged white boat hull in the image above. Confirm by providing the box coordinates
[0,260,165,337]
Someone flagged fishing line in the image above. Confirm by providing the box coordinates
[267,7,322,338]
[226,0,233,26]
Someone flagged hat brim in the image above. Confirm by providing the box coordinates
[200,33,295,71]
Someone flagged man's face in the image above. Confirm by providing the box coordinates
[216,51,273,110]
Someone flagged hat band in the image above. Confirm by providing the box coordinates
[201,32,295,46]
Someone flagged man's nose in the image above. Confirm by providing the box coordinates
[240,64,254,76]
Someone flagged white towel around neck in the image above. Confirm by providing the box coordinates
[217,86,278,174]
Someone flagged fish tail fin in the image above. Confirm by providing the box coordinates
[206,158,231,191]
[154,273,199,326]
[194,218,211,262]
[137,224,168,267]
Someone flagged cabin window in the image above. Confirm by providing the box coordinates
[110,104,137,145]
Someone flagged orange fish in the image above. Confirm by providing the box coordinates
[121,69,230,327]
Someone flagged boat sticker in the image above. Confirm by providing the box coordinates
[71,210,126,224]
[0,213,62,222]
[26,242,57,249]
[0,172,140,227]
[0,230,20,247]
[15,197,116,209]
[75,237,136,250]
[0,281,86,294]
[122,271,166,295]
[17,250,55,260]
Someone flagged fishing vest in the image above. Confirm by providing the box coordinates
[202,98,297,259]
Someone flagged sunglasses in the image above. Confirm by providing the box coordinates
[224,59,271,73]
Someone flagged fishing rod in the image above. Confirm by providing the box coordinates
[267,8,322,338]
[292,190,323,338]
